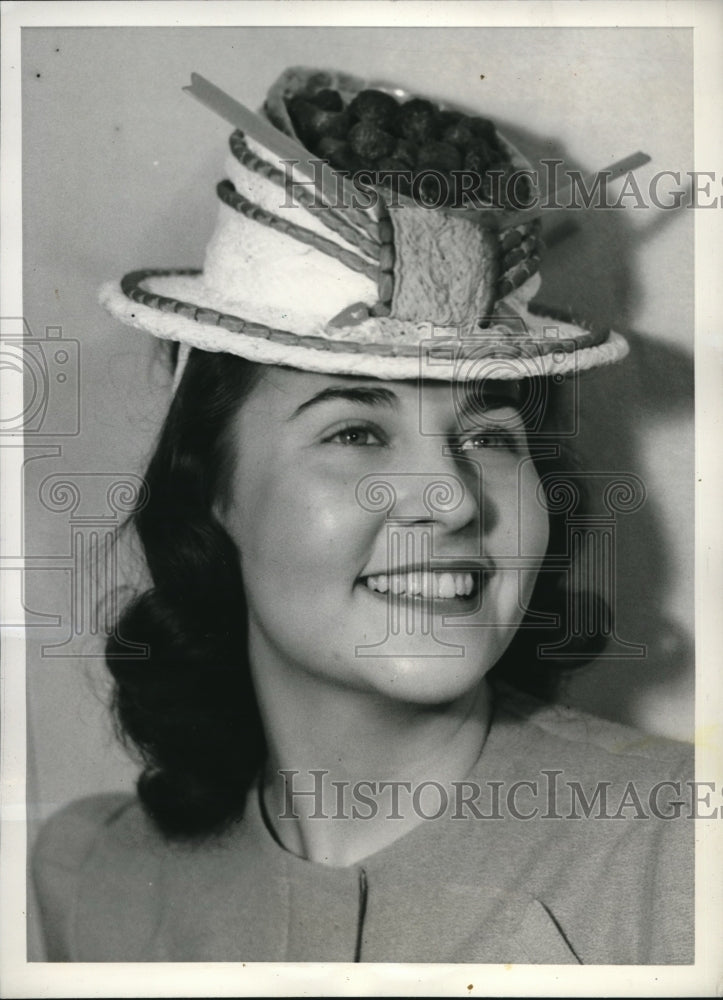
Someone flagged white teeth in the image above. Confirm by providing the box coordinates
[365,570,476,598]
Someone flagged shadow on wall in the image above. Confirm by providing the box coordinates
[560,335,694,734]
[508,127,694,735]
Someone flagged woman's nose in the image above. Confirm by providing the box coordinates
[367,439,491,537]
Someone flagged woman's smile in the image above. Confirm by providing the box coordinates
[359,563,492,616]
[364,569,476,600]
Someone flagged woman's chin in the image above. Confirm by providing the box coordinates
[348,649,499,706]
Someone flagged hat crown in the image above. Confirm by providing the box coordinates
[261,66,543,332]
[100,67,628,383]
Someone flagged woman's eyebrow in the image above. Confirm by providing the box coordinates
[454,387,523,423]
[287,385,399,421]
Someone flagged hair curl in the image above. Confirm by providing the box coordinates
[107,349,605,840]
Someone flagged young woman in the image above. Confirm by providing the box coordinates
[32,68,693,964]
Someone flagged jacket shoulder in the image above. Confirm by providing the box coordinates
[32,792,162,960]
[487,686,694,962]
[33,793,139,867]
[494,683,693,778]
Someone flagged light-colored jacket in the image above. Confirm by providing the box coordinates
[31,687,694,963]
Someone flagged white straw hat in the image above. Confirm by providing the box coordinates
[100,67,629,383]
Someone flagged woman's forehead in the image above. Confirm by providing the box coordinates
[250,366,524,414]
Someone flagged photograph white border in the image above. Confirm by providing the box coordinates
[1,1,721,996]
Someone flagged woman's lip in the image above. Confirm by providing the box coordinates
[361,563,495,577]
[359,583,485,616]
[358,566,495,590]
[357,571,491,614]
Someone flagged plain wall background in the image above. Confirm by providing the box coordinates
[22,26,694,832]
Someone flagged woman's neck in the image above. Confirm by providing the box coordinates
[251,654,493,867]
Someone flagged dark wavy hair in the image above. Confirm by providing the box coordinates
[106,347,605,840]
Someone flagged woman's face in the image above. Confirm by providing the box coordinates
[217,366,549,705]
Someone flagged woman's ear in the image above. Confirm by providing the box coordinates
[211,497,243,565]
[211,458,238,526]
[211,497,228,526]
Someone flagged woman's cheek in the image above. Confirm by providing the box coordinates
[518,460,549,557]
[247,481,370,582]
[292,471,376,534]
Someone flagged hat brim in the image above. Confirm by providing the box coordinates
[100,269,629,382]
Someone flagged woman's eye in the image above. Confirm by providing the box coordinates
[325,425,384,447]
[454,429,521,452]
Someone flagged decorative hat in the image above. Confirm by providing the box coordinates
[100,67,630,382]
